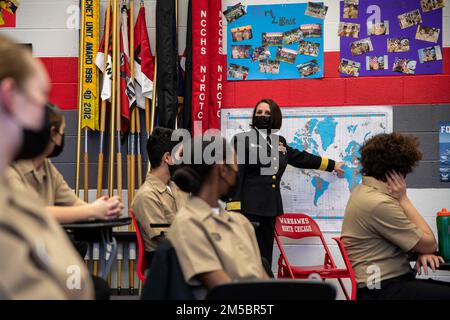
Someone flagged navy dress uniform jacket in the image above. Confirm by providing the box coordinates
[227,128,335,217]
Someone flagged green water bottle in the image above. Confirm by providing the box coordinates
[437,208,450,262]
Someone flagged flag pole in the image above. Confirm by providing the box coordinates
[135,0,144,188]
[108,0,118,197]
[150,54,157,136]
[129,0,136,209]
[144,0,151,140]
[136,108,143,187]
[116,0,123,201]
[125,0,131,284]
[84,131,89,202]
[175,0,179,130]
[75,0,87,196]
[97,0,112,199]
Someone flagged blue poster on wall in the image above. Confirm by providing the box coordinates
[440,122,450,182]
[226,3,324,81]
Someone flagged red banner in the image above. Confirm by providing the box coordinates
[0,9,16,28]
[191,0,210,135]
[208,0,224,131]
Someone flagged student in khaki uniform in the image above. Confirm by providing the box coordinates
[0,35,93,299]
[169,135,268,291]
[131,127,187,263]
[341,133,450,300]
[9,103,123,224]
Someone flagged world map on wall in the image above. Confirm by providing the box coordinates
[221,107,393,230]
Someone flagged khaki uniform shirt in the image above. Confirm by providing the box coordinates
[168,196,265,284]
[131,173,188,252]
[9,159,78,206]
[0,177,93,299]
[341,176,423,286]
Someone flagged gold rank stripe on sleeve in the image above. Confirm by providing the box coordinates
[319,157,329,171]
[226,201,241,212]
[80,0,100,131]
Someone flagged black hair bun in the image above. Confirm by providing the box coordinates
[173,166,201,194]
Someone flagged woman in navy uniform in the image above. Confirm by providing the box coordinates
[227,99,344,265]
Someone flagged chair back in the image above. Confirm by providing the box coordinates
[129,209,148,281]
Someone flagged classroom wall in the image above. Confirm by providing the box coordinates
[1,0,449,297]
[1,0,449,109]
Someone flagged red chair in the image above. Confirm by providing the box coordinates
[129,209,148,282]
[275,213,356,300]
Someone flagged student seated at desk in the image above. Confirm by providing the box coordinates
[8,103,123,223]
[168,135,268,293]
[131,127,188,264]
[0,35,93,299]
[342,133,450,300]
[7,103,118,300]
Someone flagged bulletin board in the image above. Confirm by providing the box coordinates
[226,3,325,81]
[339,0,443,77]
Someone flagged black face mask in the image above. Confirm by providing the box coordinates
[14,126,51,161]
[253,116,271,130]
[49,133,65,158]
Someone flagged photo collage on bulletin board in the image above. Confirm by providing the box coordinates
[225,2,327,81]
[339,0,444,77]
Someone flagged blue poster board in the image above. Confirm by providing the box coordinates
[226,3,324,81]
[440,122,450,182]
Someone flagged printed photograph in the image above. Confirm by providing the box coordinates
[282,27,303,45]
[259,59,280,74]
[275,46,298,64]
[343,0,359,19]
[416,25,440,43]
[418,45,443,63]
[223,2,246,24]
[392,57,417,74]
[398,9,422,29]
[298,40,320,57]
[367,20,389,36]
[300,24,322,38]
[366,55,388,70]
[228,63,250,80]
[338,58,360,76]
[420,0,445,12]
[251,46,271,62]
[338,22,360,38]
[231,25,253,42]
[231,45,252,59]
[387,37,410,52]
[296,59,321,78]
[305,2,328,20]
[350,37,374,56]
[262,32,283,46]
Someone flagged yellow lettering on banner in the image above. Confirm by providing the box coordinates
[80,0,99,130]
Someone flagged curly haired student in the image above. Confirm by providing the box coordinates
[342,133,450,300]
